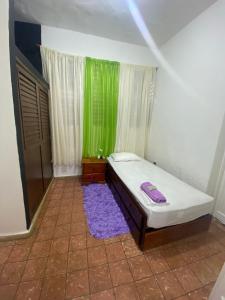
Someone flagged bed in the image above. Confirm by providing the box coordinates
[106,156,214,250]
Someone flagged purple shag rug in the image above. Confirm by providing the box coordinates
[83,183,130,239]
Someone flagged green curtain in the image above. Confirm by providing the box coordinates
[83,57,119,158]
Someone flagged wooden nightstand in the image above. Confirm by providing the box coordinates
[82,158,107,184]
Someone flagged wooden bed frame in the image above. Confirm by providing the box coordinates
[106,163,212,251]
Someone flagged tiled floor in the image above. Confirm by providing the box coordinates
[0,177,225,300]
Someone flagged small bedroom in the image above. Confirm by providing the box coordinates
[1,0,225,299]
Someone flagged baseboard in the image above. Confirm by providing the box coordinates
[54,165,81,177]
[214,210,225,225]
[0,178,54,242]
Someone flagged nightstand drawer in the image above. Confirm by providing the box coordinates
[83,163,106,174]
[82,173,105,183]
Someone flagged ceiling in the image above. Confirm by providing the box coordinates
[15,0,217,46]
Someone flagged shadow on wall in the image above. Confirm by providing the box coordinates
[207,111,225,196]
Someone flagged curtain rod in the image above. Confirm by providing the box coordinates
[38,44,159,70]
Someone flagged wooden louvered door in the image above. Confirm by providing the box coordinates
[16,59,53,221]
[17,64,44,219]
[39,88,53,191]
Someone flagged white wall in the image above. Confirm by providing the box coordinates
[148,0,225,193]
[0,0,27,236]
[42,25,157,66]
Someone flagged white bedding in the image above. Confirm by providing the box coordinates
[107,157,214,228]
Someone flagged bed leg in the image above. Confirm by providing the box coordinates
[138,221,147,251]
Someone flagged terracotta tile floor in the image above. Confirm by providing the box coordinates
[0,177,225,300]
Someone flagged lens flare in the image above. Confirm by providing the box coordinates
[126,0,198,99]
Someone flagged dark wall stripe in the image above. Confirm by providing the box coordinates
[15,21,42,75]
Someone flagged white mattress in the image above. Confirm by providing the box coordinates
[107,157,214,228]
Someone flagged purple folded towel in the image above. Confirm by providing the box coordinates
[140,182,167,203]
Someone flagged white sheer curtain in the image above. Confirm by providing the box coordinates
[41,47,84,177]
[115,63,156,157]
